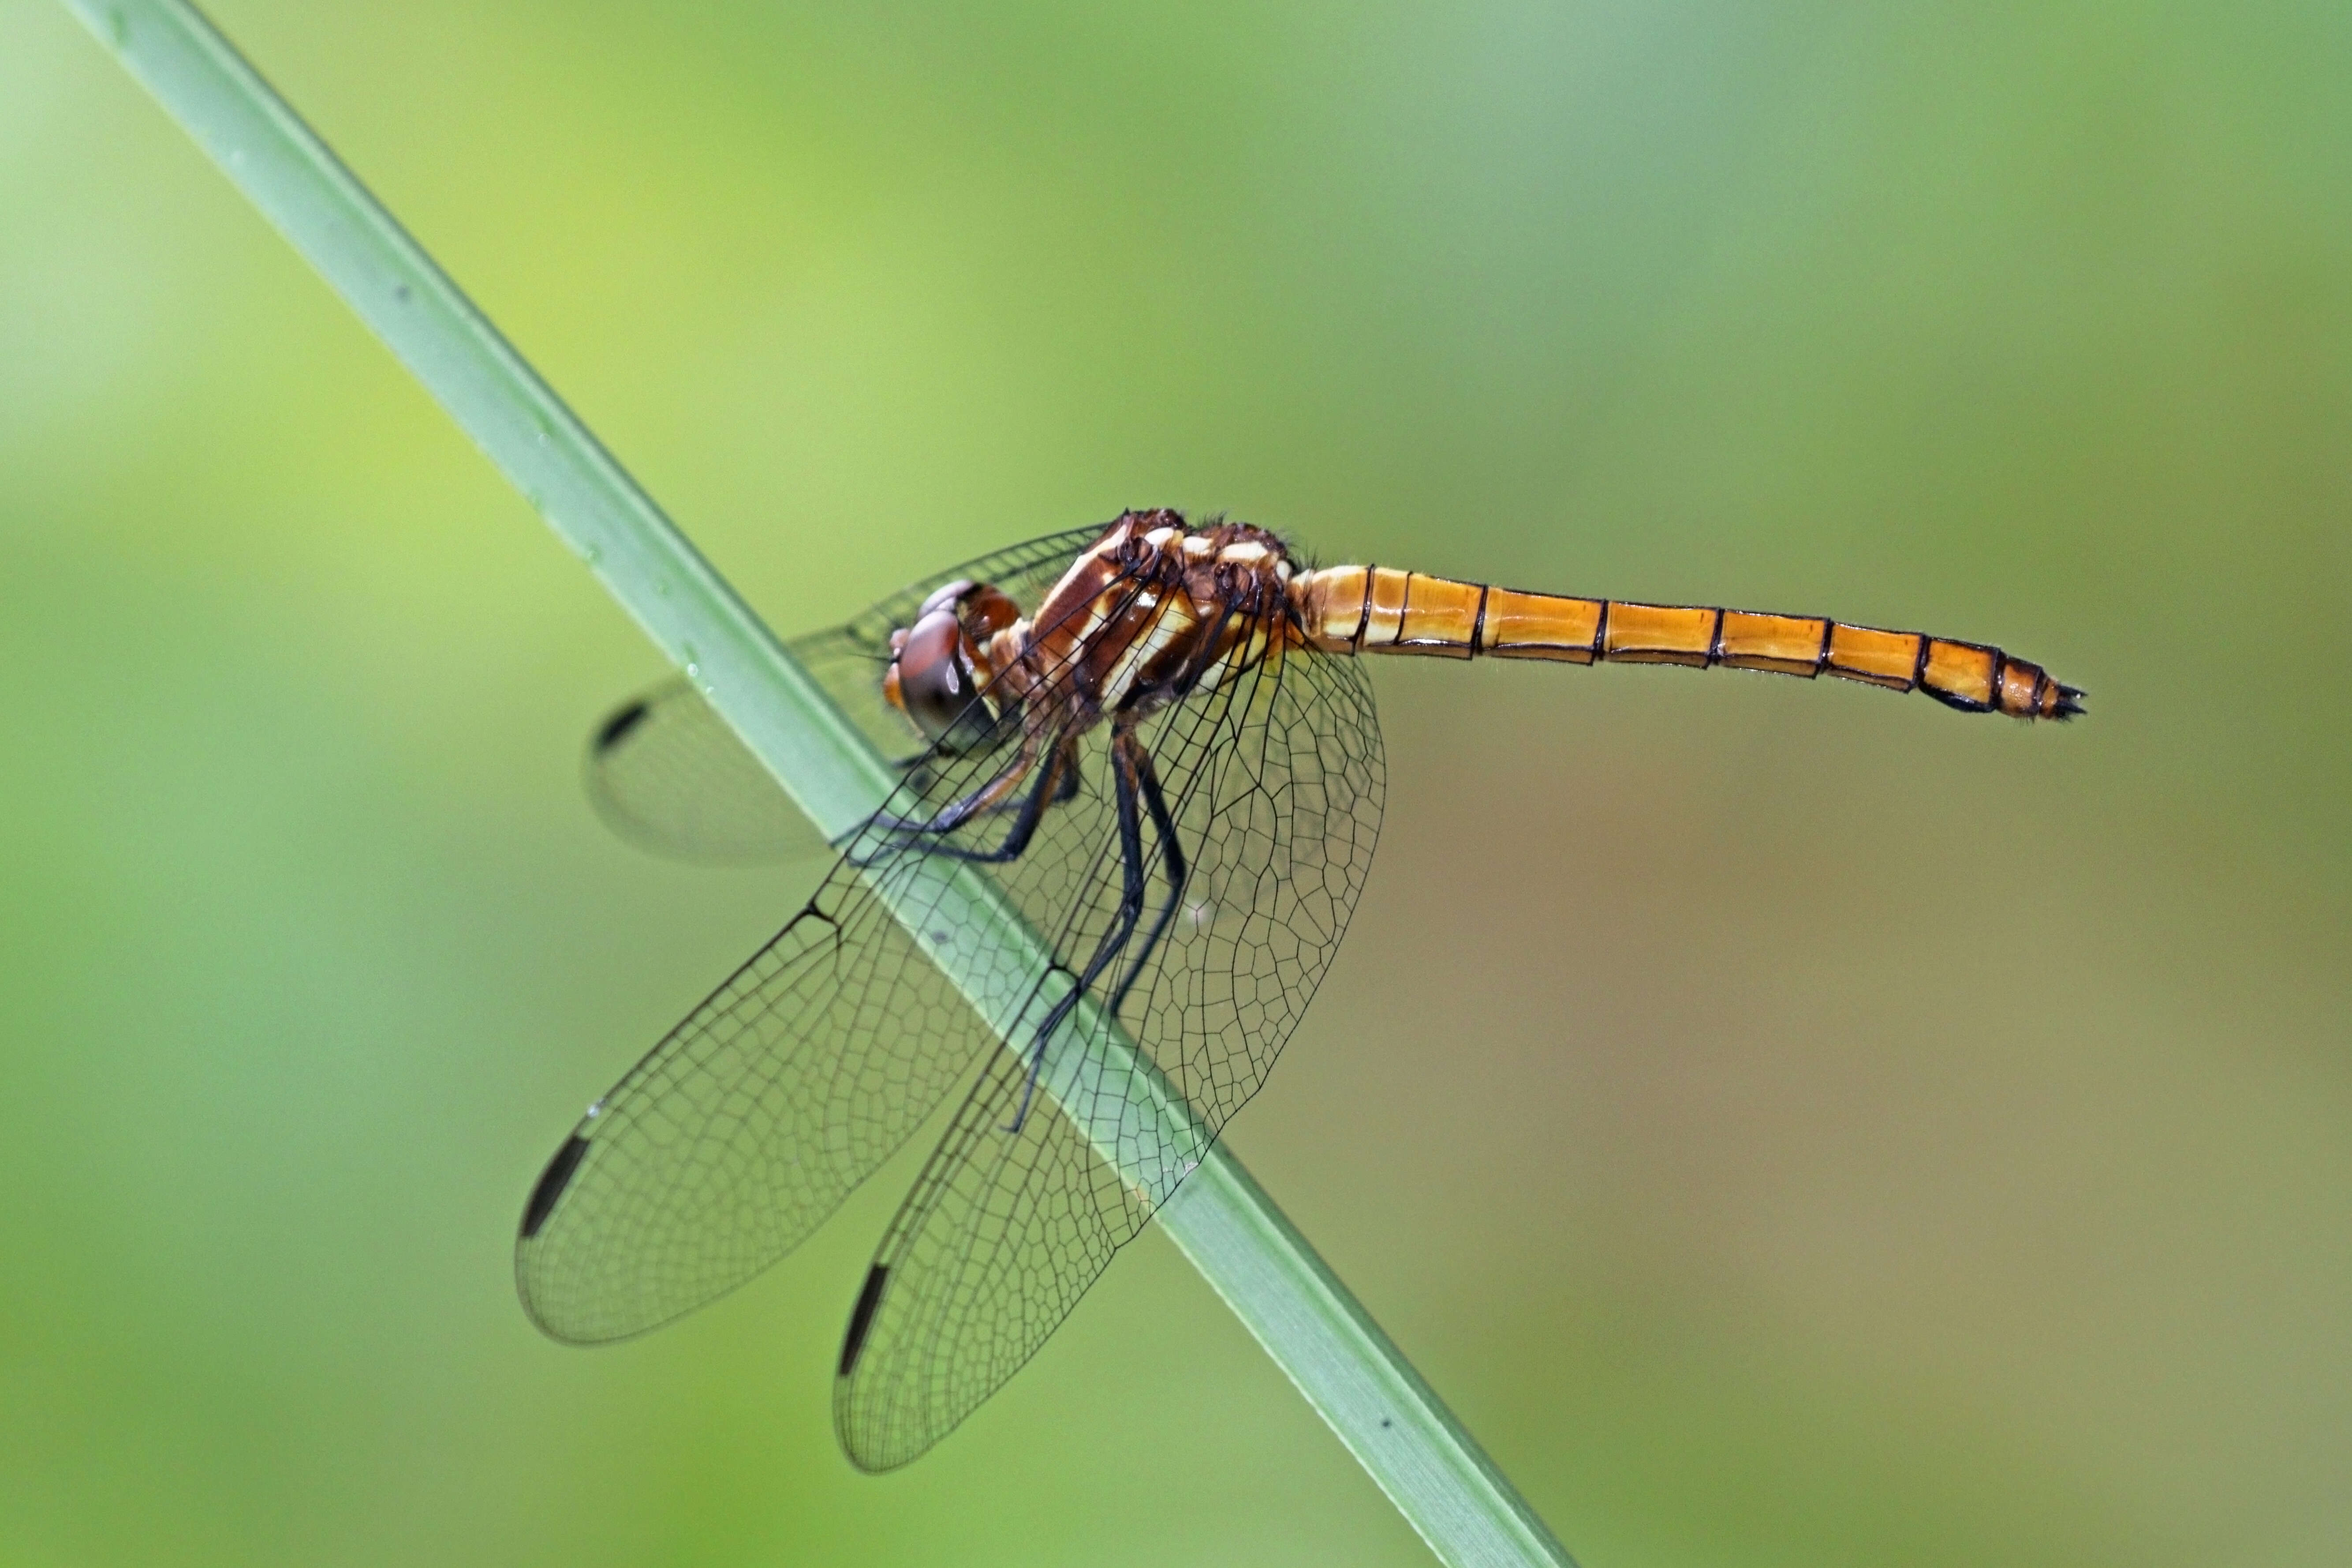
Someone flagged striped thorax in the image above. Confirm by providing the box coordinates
[934,511,1299,737]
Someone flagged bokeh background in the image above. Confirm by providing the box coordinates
[4,1,2348,1563]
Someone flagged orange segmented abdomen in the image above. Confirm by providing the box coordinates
[1290,564,2083,719]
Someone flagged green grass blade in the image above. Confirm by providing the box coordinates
[60,3,1575,1562]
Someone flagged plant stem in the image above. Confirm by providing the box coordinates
[60,3,1574,1562]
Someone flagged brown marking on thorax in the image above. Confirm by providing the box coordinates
[987,511,1301,737]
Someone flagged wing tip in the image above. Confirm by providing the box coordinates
[837,1263,890,1378]
[592,698,653,754]
[520,1134,591,1240]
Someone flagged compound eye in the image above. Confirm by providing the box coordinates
[893,607,982,746]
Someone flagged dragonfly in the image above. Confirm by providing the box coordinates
[518,509,2082,1471]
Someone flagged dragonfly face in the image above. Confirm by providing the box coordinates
[882,577,1022,753]
[531,509,2082,1472]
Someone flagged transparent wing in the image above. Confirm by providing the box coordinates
[583,525,1108,863]
[583,676,824,863]
[515,563,1147,1344]
[832,638,1387,1470]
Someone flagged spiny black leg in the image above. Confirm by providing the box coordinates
[1169,601,1240,698]
[867,744,1066,867]
[1009,735,1152,1132]
[870,748,1033,839]
[1109,735,1186,1017]
[927,743,1065,864]
[831,754,941,849]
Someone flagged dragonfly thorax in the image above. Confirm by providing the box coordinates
[1013,511,1301,722]
[885,511,1305,752]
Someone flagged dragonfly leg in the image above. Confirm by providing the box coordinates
[1107,732,1185,1018]
[915,741,1071,865]
[870,744,1034,838]
[865,740,1074,866]
[1007,730,1157,1132]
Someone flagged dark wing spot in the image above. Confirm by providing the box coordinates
[520,1135,591,1239]
[838,1264,890,1377]
[593,700,652,753]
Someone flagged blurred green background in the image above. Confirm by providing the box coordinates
[3,0,2348,1563]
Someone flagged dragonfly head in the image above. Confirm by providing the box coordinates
[885,579,1021,752]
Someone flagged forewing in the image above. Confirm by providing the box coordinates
[516,857,998,1342]
[833,639,1386,1469]
[584,676,824,863]
[517,559,1141,1344]
[582,524,1109,862]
